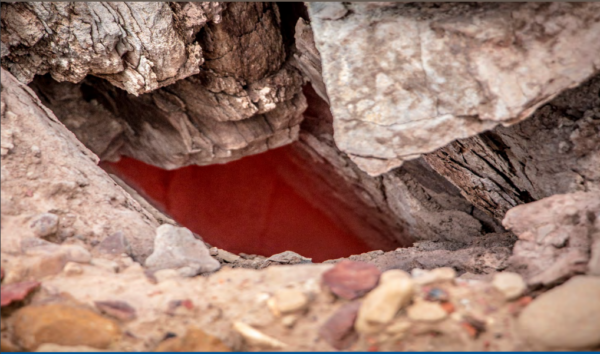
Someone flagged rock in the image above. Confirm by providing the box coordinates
[0,281,40,307]
[232,321,287,350]
[63,262,83,276]
[215,249,241,263]
[265,251,312,265]
[30,213,59,239]
[35,344,113,352]
[155,327,230,352]
[322,260,381,300]
[144,225,220,276]
[412,268,457,285]
[492,272,527,300]
[93,232,131,257]
[272,289,308,314]
[518,276,600,350]
[319,301,362,350]
[12,303,121,350]
[94,301,136,322]
[406,300,448,322]
[355,270,414,333]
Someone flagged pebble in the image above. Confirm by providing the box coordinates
[144,225,220,276]
[30,213,59,238]
[518,276,600,350]
[232,321,287,349]
[63,262,83,276]
[407,300,448,322]
[322,260,381,300]
[319,301,362,350]
[215,249,241,263]
[355,270,414,333]
[12,303,121,350]
[93,232,131,257]
[265,251,312,265]
[273,288,308,314]
[154,327,230,352]
[412,267,456,285]
[0,281,40,307]
[492,272,527,300]
[94,301,137,322]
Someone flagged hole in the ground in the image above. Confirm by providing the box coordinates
[102,143,398,262]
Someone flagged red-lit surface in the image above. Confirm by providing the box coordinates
[102,145,375,262]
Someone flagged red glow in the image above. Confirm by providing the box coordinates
[102,145,376,262]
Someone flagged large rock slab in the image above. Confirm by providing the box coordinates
[308,2,600,176]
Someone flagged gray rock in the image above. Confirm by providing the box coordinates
[30,213,59,238]
[518,276,600,350]
[94,231,131,256]
[144,225,220,276]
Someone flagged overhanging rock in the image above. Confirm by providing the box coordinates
[308,2,600,176]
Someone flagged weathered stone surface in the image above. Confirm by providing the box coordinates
[308,2,600,176]
[12,303,121,350]
[144,225,220,276]
[0,68,162,265]
[29,3,308,170]
[355,270,413,334]
[155,327,231,352]
[517,276,600,350]
[322,260,381,300]
[0,2,216,95]
[503,191,600,287]
[424,74,600,220]
[319,301,361,350]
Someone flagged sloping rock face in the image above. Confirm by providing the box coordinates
[25,3,307,169]
[308,2,600,176]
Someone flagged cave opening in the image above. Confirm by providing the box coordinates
[102,141,398,262]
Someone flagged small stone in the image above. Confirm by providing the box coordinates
[273,288,308,314]
[215,249,241,263]
[406,300,448,322]
[233,321,287,350]
[424,287,450,302]
[30,213,59,238]
[518,276,600,350]
[93,232,131,257]
[35,344,112,352]
[412,267,456,285]
[0,281,40,307]
[144,225,220,276]
[281,314,298,328]
[319,301,361,350]
[322,260,381,300]
[12,303,121,350]
[265,251,312,264]
[91,258,119,273]
[155,327,230,352]
[492,272,527,300]
[355,270,413,333]
[63,262,83,276]
[94,301,137,322]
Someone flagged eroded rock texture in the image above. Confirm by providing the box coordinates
[424,74,600,220]
[308,2,600,176]
[28,3,307,169]
[0,2,220,95]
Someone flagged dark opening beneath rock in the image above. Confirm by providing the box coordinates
[102,144,397,262]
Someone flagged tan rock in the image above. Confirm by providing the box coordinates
[407,300,448,322]
[492,272,527,300]
[12,303,121,350]
[355,270,414,333]
[155,327,230,352]
[518,276,600,350]
[273,289,309,314]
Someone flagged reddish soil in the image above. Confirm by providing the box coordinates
[103,146,375,262]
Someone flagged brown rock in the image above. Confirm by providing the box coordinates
[322,260,381,300]
[12,303,121,350]
[319,301,362,350]
[155,327,230,352]
[0,281,40,307]
[94,301,137,322]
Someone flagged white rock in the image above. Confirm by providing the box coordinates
[144,225,220,276]
[233,321,287,349]
[492,272,527,300]
[355,270,414,333]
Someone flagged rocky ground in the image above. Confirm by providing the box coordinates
[2,1,600,352]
